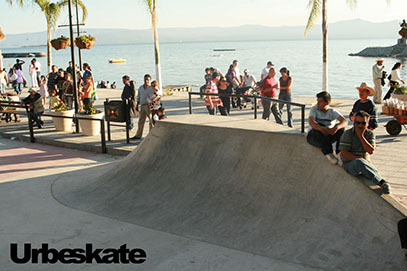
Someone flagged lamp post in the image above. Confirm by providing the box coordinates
[68,0,80,132]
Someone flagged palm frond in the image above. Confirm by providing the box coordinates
[58,0,88,23]
[6,0,24,7]
[48,2,61,30]
[304,0,321,36]
[77,0,88,23]
[145,0,153,14]
[346,0,358,10]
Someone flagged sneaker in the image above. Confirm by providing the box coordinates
[325,153,338,165]
[379,180,390,194]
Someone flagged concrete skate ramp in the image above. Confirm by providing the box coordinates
[52,116,406,270]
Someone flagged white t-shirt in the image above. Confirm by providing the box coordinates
[0,70,7,84]
[309,105,343,129]
[234,67,241,78]
[243,74,257,87]
[391,69,403,83]
[35,61,41,72]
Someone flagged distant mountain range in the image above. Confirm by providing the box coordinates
[0,19,402,48]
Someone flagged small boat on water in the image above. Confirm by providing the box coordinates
[213,49,235,52]
[109,58,126,64]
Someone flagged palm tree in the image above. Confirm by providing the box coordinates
[145,0,162,94]
[34,0,87,73]
[304,0,390,91]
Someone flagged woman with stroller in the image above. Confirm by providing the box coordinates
[384,62,405,101]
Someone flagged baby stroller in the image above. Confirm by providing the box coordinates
[247,85,262,110]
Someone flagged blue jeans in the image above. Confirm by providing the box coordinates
[14,82,22,95]
[262,98,283,124]
[278,92,293,127]
[343,158,382,184]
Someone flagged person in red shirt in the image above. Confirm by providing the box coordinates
[261,68,282,124]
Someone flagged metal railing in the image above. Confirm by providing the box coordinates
[33,113,107,153]
[188,92,306,133]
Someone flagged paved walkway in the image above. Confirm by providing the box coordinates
[1,87,406,208]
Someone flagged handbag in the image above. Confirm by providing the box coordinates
[10,73,18,82]
[129,99,137,117]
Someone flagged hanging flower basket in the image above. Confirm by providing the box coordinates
[0,28,5,42]
[51,36,71,50]
[75,35,96,50]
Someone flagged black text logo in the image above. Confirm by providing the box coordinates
[10,243,147,264]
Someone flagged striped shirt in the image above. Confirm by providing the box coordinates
[205,80,221,106]
[339,128,375,163]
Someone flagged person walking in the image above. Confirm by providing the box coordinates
[278,67,293,127]
[132,74,154,140]
[121,75,136,130]
[372,58,385,104]
[384,62,405,101]
[34,58,42,86]
[12,65,26,95]
[261,67,282,124]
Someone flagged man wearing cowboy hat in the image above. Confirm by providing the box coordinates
[349,82,378,130]
[372,58,385,104]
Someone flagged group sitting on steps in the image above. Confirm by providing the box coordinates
[307,88,390,195]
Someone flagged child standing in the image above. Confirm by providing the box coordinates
[49,89,61,110]
[150,80,162,125]
[39,75,48,107]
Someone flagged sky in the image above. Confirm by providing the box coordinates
[0,0,407,34]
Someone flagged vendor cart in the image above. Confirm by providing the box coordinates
[382,94,407,135]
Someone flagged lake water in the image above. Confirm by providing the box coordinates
[2,38,407,99]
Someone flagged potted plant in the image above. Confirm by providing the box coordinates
[51,36,71,50]
[50,100,75,132]
[75,35,96,50]
[78,103,104,136]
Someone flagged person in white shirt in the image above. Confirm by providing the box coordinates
[34,58,42,85]
[232,60,242,86]
[29,59,38,88]
[261,61,274,83]
[0,67,8,94]
[242,69,258,89]
[384,62,405,100]
[372,58,385,104]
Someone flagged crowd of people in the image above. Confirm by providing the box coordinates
[200,58,398,196]
[201,60,293,127]
[0,59,102,128]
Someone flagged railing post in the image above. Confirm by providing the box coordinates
[27,112,35,143]
[105,99,111,141]
[301,105,305,134]
[188,92,192,114]
[254,97,257,119]
[125,99,130,144]
[100,119,107,154]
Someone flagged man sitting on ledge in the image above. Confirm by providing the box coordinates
[339,110,390,194]
[307,91,348,164]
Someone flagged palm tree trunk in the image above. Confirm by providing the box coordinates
[47,24,52,73]
[322,0,328,91]
[151,1,162,95]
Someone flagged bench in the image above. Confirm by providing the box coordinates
[0,100,30,123]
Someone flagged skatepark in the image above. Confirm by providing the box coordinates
[1,115,404,270]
